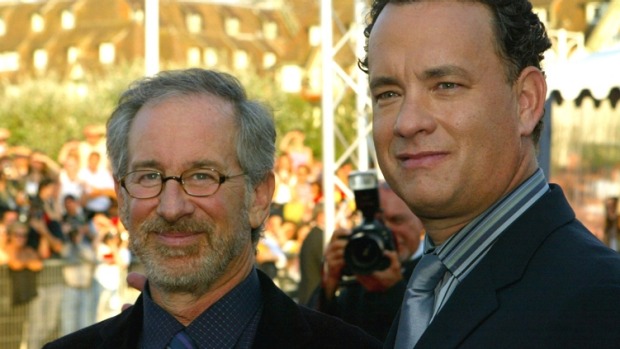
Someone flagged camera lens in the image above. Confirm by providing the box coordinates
[344,232,386,274]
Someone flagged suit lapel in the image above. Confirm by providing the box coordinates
[96,295,144,349]
[252,271,313,348]
[416,262,498,348]
[413,185,575,348]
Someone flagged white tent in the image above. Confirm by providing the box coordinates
[546,48,620,100]
[543,48,620,245]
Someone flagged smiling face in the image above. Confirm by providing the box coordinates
[368,1,544,244]
[117,94,262,295]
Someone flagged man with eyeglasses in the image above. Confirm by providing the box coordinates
[44,69,381,349]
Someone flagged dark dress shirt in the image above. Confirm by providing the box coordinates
[141,268,262,349]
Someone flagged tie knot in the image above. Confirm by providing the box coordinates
[167,329,197,349]
[409,253,447,293]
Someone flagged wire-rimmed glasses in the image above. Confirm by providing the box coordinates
[119,167,245,199]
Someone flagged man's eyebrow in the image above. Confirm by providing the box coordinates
[130,160,160,170]
[421,65,470,80]
[369,65,470,90]
[369,76,400,90]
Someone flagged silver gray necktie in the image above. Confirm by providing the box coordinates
[394,253,447,348]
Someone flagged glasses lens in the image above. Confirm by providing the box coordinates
[181,168,221,196]
[124,170,162,198]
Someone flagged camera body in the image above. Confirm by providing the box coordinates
[343,170,396,275]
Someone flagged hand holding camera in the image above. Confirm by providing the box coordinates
[342,171,395,275]
[322,171,404,297]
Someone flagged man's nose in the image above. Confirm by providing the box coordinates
[156,180,194,222]
[393,93,436,137]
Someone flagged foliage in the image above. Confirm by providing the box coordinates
[0,63,360,162]
[0,63,143,161]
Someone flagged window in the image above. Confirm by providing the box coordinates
[203,48,218,66]
[99,43,115,64]
[67,46,79,64]
[31,13,44,32]
[308,26,321,47]
[0,17,6,36]
[0,52,19,72]
[263,21,277,40]
[187,47,201,66]
[33,49,48,70]
[233,50,248,70]
[225,17,240,36]
[61,9,75,30]
[186,13,202,33]
[132,9,144,23]
[280,65,302,93]
[263,52,276,69]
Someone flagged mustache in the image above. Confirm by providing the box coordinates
[138,217,214,235]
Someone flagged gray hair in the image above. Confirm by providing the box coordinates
[106,68,276,244]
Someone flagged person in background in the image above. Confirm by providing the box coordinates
[297,203,325,305]
[57,153,84,213]
[23,150,60,201]
[313,181,424,341]
[0,171,18,218]
[279,129,314,171]
[77,151,115,219]
[6,221,43,348]
[0,210,19,266]
[0,128,10,159]
[26,178,66,349]
[44,68,381,349]
[78,124,108,172]
[60,222,97,335]
[361,1,620,347]
[6,221,42,306]
[271,154,294,219]
[93,226,130,322]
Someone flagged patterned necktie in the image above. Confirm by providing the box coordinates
[167,329,197,349]
[394,253,447,348]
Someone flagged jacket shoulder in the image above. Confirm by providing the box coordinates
[255,270,381,349]
[43,297,143,349]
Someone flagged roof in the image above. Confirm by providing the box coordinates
[546,48,620,100]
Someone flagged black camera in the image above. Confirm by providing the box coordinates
[342,170,395,275]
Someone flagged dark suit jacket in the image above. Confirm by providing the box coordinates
[44,270,381,349]
[384,184,620,349]
[314,256,420,341]
[297,225,324,305]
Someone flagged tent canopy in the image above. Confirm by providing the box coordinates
[546,48,620,101]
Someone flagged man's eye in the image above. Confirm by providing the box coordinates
[187,171,217,183]
[437,82,459,90]
[145,173,160,180]
[136,172,160,184]
[375,91,399,100]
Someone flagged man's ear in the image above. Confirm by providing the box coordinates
[249,172,275,229]
[114,179,124,209]
[517,66,547,137]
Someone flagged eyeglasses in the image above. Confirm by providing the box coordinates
[119,168,245,199]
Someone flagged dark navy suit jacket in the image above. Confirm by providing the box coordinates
[44,270,382,349]
[384,184,620,349]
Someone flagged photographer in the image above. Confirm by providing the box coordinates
[313,179,424,341]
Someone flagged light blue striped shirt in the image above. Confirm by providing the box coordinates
[425,169,549,320]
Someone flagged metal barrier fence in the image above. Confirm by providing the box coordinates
[0,260,140,349]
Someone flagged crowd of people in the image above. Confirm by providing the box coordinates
[4,1,620,348]
[0,120,367,346]
[0,126,132,347]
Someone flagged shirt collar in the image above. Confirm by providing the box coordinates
[425,169,549,279]
[142,267,262,349]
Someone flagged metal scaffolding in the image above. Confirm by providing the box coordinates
[320,0,371,243]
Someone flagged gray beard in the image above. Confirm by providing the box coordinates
[123,205,251,296]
